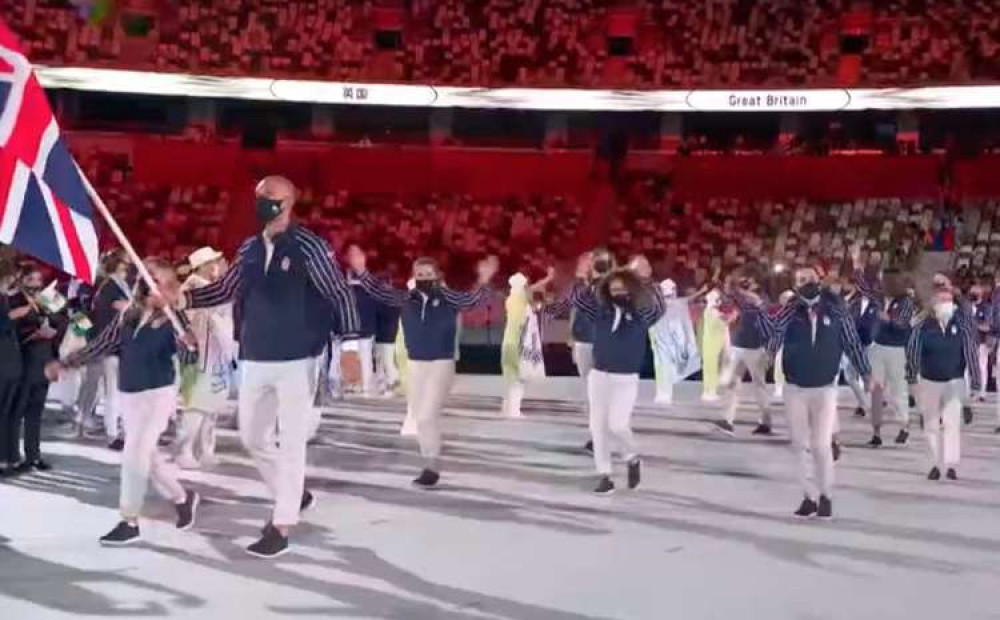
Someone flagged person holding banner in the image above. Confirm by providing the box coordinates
[350,249,497,488]
[649,278,702,406]
[569,255,665,495]
[164,175,359,558]
[700,287,729,402]
[500,270,553,418]
[46,257,200,545]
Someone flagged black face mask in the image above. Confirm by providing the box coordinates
[797,282,821,301]
[415,280,437,295]
[255,197,284,224]
[593,259,612,275]
[610,294,630,308]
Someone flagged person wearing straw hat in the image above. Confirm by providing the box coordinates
[163,175,359,558]
[176,246,235,470]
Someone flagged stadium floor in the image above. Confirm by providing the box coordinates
[2,377,999,620]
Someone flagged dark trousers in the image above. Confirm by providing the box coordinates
[0,379,19,465]
[7,380,49,463]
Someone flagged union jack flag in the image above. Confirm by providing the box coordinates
[0,20,98,282]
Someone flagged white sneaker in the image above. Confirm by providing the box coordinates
[701,393,720,403]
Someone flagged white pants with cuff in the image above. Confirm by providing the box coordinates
[976,343,991,400]
[503,380,525,418]
[119,386,186,519]
[375,341,399,391]
[870,343,909,431]
[722,347,771,426]
[918,378,964,469]
[784,384,838,500]
[239,359,314,527]
[573,342,595,412]
[350,337,376,395]
[408,359,456,468]
[587,369,639,476]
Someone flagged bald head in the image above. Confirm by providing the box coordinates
[255,175,296,234]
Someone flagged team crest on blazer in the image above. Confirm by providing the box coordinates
[951,325,958,335]
[432,299,440,307]
[281,257,291,271]
[822,316,830,326]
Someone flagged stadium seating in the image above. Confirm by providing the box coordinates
[7,0,1000,87]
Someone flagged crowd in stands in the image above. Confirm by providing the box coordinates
[6,0,1000,87]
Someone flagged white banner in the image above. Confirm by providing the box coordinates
[34,65,1000,112]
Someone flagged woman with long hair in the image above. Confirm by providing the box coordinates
[47,258,200,546]
[570,257,665,494]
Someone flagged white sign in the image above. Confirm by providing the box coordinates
[33,65,1000,112]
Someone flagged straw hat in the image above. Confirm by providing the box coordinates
[188,246,224,271]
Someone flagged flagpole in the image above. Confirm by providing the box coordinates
[74,163,188,338]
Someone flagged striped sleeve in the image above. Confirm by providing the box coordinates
[766,302,798,356]
[959,316,982,391]
[834,303,871,378]
[854,268,884,306]
[905,323,922,384]
[888,296,915,329]
[568,280,600,322]
[541,295,572,318]
[188,239,250,309]
[297,229,359,334]
[637,283,666,326]
[439,285,492,310]
[64,314,123,368]
[356,271,409,308]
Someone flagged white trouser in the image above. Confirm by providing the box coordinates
[239,359,314,527]
[375,341,399,390]
[588,369,639,475]
[325,340,342,399]
[101,356,122,440]
[918,378,963,468]
[653,356,676,404]
[870,343,909,431]
[573,342,595,412]
[119,386,186,519]
[356,337,375,395]
[977,343,991,399]
[784,384,838,500]
[408,359,456,467]
[840,353,870,412]
[503,380,525,418]
[722,347,771,426]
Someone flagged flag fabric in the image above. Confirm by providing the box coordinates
[0,20,99,283]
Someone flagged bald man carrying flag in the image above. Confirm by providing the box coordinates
[163,175,358,558]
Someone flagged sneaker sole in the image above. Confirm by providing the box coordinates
[793,513,817,519]
[593,489,616,495]
[816,514,834,521]
[100,536,142,547]
[411,482,440,490]
[177,493,200,531]
[712,424,736,437]
[245,545,291,559]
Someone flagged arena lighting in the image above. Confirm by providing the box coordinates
[34,65,1000,111]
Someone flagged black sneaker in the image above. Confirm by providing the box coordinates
[175,490,200,531]
[627,458,641,490]
[894,428,909,445]
[793,497,818,518]
[832,441,841,462]
[946,468,958,481]
[583,440,594,454]
[817,495,833,520]
[100,521,141,546]
[108,438,125,452]
[17,459,52,472]
[300,489,316,513]
[854,407,866,418]
[246,523,289,559]
[867,434,883,448]
[412,469,440,489]
[963,407,973,425]
[996,426,1000,434]
[593,476,615,495]
[927,467,941,481]
[751,423,773,436]
[908,395,916,408]
[713,420,736,436]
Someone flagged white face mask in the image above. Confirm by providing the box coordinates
[660,279,677,298]
[934,301,956,323]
